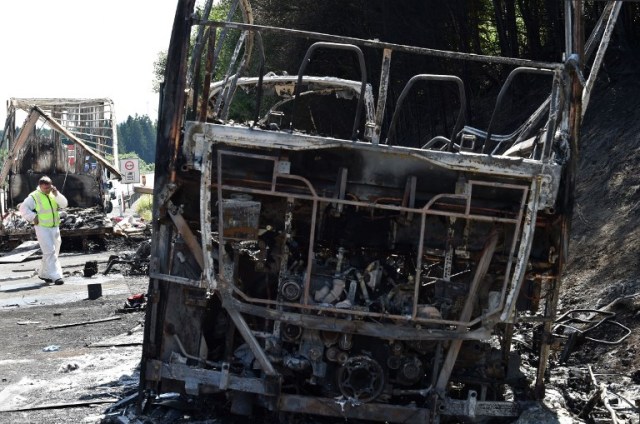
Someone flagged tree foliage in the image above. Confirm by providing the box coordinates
[117,114,157,165]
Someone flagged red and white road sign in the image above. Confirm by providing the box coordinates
[119,158,140,183]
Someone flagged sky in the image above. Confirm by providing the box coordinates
[0,1,183,125]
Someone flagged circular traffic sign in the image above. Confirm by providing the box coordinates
[124,160,135,171]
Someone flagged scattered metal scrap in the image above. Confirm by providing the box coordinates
[0,240,40,263]
[104,240,151,276]
[555,306,633,364]
[43,315,121,330]
[0,398,119,414]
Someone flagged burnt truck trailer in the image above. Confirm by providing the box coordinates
[141,1,609,422]
[0,99,121,243]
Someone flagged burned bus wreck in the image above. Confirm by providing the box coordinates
[0,98,121,243]
[142,1,593,422]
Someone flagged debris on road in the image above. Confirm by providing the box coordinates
[88,283,103,300]
[0,398,119,413]
[104,240,151,276]
[0,240,40,263]
[117,293,146,313]
[42,345,60,352]
[84,260,99,277]
[43,316,121,330]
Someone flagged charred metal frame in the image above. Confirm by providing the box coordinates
[138,1,614,422]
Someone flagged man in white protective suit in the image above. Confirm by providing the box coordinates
[19,176,68,285]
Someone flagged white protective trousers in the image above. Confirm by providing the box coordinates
[34,225,63,280]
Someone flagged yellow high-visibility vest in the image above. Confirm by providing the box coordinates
[30,190,60,227]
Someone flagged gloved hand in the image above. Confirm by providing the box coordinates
[33,216,39,225]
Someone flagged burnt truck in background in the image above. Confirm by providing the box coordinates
[0,98,121,243]
[141,1,606,422]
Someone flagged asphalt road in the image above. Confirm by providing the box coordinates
[0,250,142,309]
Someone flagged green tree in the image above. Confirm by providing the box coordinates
[117,114,157,164]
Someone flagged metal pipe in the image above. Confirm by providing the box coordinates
[386,74,466,148]
[435,231,499,392]
[290,42,367,141]
[251,31,266,127]
[483,67,554,155]
[582,1,622,119]
[372,49,392,145]
[197,19,562,70]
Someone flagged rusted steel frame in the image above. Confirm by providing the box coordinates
[218,185,520,225]
[291,42,367,140]
[260,87,371,128]
[216,149,227,286]
[16,107,121,177]
[535,2,583,398]
[372,49,392,145]
[500,177,542,322]
[218,178,527,220]
[386,74,466,148]
[221,48,250,121]
[201,139,216,290]
[217,150,280,191]
[11,98,114,107]
[0,399,119,413]
[582,1,622,118]
[219,182,522,324]
[208,0,254,118]
[198,20,562,70]
[488,181,529,309]
[187,0,214,89]
[142,1,196,409]
[534,280,560,396]
[554,309,631,345]
[221,183,523,323]
[211,0,241,66]
[539,70,564,161]
[279,394,430,424]
[205,125,563,182]
[215,150,320,302]
[251,31,266,127]
[226,296,490,341]
[166,200,205,272]
[149,272,201,287]
[216,150,528,325]
[573,320,631,345]
[229,276,485,328]
[414,180,527,324]
[213,31,247,117]
[442,398,520,417]
[157,361,267,394]
[512,1,618,147]
[483,67,555,155]
[198,27,216,122]
[0,109,40,188]
[0,110,14,149]
[215,151,320,301]
[435,232,499,392]
[273,198,293,341]
[411,207,428,319]
[226,307,277,376]
[63,130,113,140]
[191,42,203,119]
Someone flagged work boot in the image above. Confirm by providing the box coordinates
[54,279,64,285]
